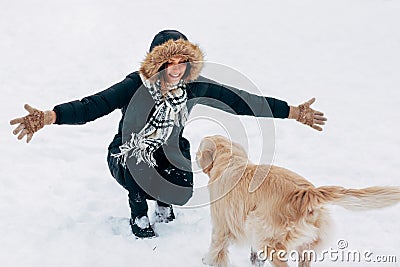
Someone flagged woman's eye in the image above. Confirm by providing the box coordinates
[166,61,187,67]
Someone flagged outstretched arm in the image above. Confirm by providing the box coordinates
[53,74,140,125]
[192,76,290,118]
[9,72,143,143]
[191,76,327,131]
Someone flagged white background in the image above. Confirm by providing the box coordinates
[1,0,399,266]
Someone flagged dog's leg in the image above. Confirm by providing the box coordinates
[298,259,311,267]
[297,246,312,267]
[202,228,231,267]
[297,238,321,267]
[251,235,288,267]
[269,250,289,267]
[265,243,289,267]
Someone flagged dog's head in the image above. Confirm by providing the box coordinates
[197,135,270,193]
[196,136,218,174]
[196,135,248,174]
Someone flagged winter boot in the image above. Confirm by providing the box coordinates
[155,203,175,223]
[130,215,156,238]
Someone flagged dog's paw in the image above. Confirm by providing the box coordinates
[202,253,232,267]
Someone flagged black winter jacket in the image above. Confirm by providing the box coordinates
[53,71,290,171]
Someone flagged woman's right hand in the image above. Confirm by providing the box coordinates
[10,104,56,143]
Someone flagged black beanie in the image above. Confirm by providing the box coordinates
[149,30,188,52]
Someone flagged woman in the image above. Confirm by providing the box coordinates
[10,30,327,239]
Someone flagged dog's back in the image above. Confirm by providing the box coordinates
[245,165,400,248]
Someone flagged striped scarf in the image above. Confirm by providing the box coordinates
[112,78,188,167]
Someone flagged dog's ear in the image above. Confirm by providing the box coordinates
[248,165,270,193]
[196,137,216,174]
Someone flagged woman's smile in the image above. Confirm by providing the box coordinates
[165,56,187,84]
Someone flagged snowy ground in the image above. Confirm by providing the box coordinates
[1,0,400,266]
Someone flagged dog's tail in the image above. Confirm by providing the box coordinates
[316,186,400,210]
[292,186,400,214]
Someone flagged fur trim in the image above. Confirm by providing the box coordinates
[139,39,204,83]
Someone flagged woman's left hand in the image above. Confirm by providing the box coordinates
[289,98,327,131]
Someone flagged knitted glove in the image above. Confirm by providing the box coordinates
[289,98,327,131]
[10,104,55,143]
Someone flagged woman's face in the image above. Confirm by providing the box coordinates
[164,56,187,84]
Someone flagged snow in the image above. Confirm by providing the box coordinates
[1,0,399,266]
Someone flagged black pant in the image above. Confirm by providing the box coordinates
[107,147,193,219]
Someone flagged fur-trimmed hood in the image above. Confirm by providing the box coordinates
[139,39,204,83]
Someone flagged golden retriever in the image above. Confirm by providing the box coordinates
[196,135,400,267]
